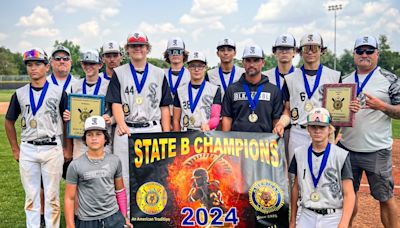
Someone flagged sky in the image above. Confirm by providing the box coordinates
[0,0,399,67]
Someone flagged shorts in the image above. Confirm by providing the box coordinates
[337,142,394,202]
[75,211,126,228]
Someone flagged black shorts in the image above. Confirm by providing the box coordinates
[75,211,125,228]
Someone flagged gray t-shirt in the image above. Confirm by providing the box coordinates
[66,153,123,220]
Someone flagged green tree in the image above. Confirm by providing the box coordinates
[337,49,354,75]
[263,54,277,71]
[53,40,84,77]
[378,35,400,76]
[0,47,20,75]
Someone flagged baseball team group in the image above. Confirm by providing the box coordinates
[4,31,400,228]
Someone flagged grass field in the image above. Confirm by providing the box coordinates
[0,90,15,102]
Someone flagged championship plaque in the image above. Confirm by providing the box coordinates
[322,83,356,127]
[67,94,105,138]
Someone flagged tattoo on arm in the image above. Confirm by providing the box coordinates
[383,104,400,119]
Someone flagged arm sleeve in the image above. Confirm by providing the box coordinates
[288,155,297,175]
[282,82,290,102]
[272,88,283,119]
[388,75,400,105]
[213,87,222,105]
[173,92,181,107]
[59,91,68,116]
[65,162,78,185]
[5,93,21,121]
[160,76,173,106]
[115,158,123,178]
[105,72,122,104]
[221,87,233,117]
[341,154,353,180]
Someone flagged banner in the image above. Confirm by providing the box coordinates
[129,131,289,228]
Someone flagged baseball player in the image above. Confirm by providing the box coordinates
[221,44,283,132]
[207,38,245,99]
[65,116,132,228]
[338,36,400,227]
[289,108,355,228]
[274,33,342,167]
[64,50,110,159]
[173,51,221,131]
[47,45,78,93]
[5,48,71,228]
[100,40,123,81]
[263,33,297,162]
[105,31,173,215]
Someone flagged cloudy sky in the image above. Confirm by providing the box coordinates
[0,0,399,66]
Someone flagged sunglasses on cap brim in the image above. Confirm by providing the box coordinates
[167,49,184,55]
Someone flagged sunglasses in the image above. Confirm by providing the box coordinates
[307,113,331,124]
[301,45,320,53]
[168,49,184,56]
[23,49,46,61]
[355,48,375,55]
[53,56,70,61]
[188,64,205,70]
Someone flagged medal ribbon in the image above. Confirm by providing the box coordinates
[188,80,206,113]
[168,67,185,95]
[242,83,264,112]
[355,66,378,95]
[308,143,331,188]
[103,71,111,80]
[301,64,323,99]
[51,73,72,91]
[82,76,102,95]
[30,81,49,116]
[130,62,149,94]
[275,65,294,90]
[218,65,236,92]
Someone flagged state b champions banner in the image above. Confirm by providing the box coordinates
[129,131,289,227]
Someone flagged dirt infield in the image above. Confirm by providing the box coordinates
[0,102,398,226]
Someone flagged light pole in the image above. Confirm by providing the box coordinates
[328,4,342,70]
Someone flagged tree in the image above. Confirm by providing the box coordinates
[53,40,84,77]
[336,49,354,75]
[0,47,20,75]
[263,54,277,71]
[378,35,400,75]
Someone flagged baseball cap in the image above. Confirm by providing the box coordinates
[167,37,185,50]
[102,41,120,54]
[127,32,149,45]
[273,34,296,48]
[23,48,48,64]
[51,45,71,57]
[306,108,331,126]
[84,116,106,131]
[80,50,100,63]
[300,33,324,47]
[242,44,264,59]
[217,38,236,49]
[187,51,207,64]
[354,36,378,49]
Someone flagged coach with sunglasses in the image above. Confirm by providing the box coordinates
[339,36,400,228]
[48,45,78,93]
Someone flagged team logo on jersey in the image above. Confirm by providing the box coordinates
[291,108,299,121]
[249,179,284,214]
[78,108,93,122]
[21,117,26,129]
[183,115,189,127]
[122,103,130,116]
[332,97,344,110]
[136,181,168,215]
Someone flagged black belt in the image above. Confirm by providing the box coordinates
[293,124,307,129]
[307,208,336,215]
[126,121,158,128]
[26,137,57,146]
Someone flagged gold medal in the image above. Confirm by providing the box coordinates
[136,96,143,105]
[189,116,195,125]
[21,117,26,128]
[310,191,320,202]
[304,101,314,112]
[122,104,130,116]
[183,115,189,127]
[248,112,258,123]
[30,119,37,129]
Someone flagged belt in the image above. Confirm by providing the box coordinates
[293,124,307,129]
[307,208,336,215]
[26,137,57,146]
[126,121,158,128]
